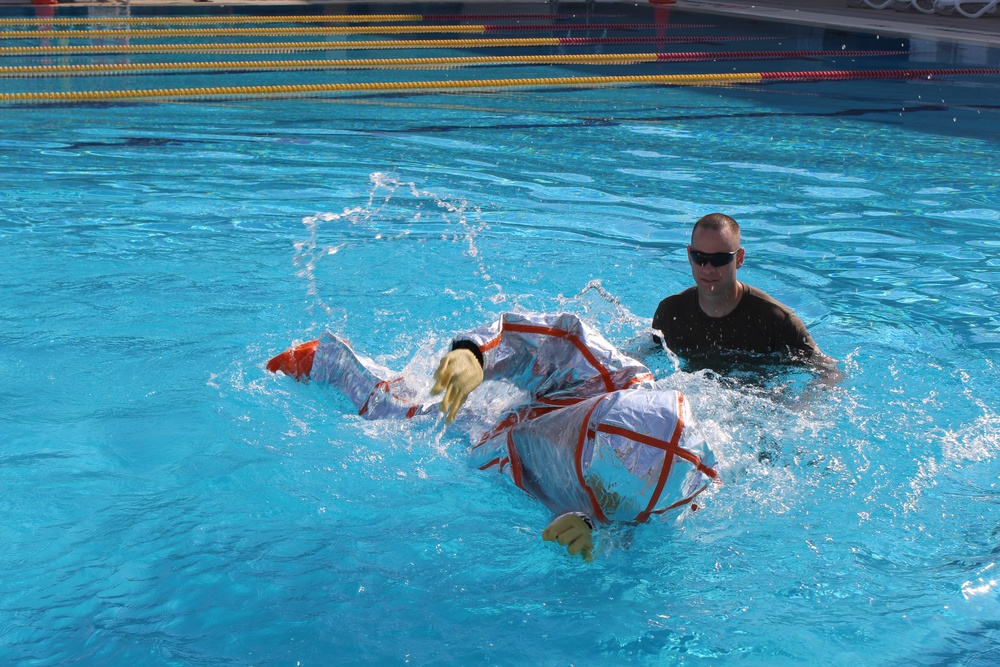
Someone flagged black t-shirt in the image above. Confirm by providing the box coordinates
[652,285,818,359]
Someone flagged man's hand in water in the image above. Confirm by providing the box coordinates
[430,349,484,423]
[543,513,594,561]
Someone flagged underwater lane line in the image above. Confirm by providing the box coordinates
[3,69,999,104]
[0,51,912,78]
[0,36,785,57]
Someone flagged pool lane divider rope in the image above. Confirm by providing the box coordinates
[2,68,998,104]
[0,35,782,57]
[0,23,696,40]
[0,13,635,26]
[0,51,912,78]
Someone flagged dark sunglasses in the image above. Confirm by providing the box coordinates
[688,247,738,268]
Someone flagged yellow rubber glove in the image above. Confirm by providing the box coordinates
[542,513,594,561]
[430,349,484,423]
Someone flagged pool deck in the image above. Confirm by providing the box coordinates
[669,0,1000,48]
[2,0,998,49]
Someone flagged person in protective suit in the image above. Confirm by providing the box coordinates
[267,312,717,561]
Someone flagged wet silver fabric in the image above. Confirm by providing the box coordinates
[309,312,716,523]
[311,331,437,420]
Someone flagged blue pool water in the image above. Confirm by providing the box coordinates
[2,3,1000,665]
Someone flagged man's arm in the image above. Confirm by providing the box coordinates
[780,310,843,383]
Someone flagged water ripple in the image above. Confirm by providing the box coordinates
[801,186,885,199]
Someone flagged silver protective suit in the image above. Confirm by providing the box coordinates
[310,312,717,524]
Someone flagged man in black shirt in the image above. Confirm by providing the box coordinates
[653,213,823,362]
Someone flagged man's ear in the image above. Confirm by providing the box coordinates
[735,247,746,269]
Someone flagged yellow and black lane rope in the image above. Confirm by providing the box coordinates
[0,51,911,79]
[0,73,766,104]
[1,25,486,39]
[0,22,669,41]
[0,12,629,27]
[0,23,665,40]
[3,69,999,104]
[0,14,428,26]
[0,36,780,57]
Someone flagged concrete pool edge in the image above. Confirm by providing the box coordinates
[670,0,1000,50]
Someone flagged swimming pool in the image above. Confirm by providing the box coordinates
[2,3,1000,664]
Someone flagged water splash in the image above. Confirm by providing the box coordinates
[293,172,501,326]
[941,365,1000,464]
[557,279,648,339]
[962,562,999,601]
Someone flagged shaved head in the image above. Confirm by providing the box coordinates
[691,213,740,243]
